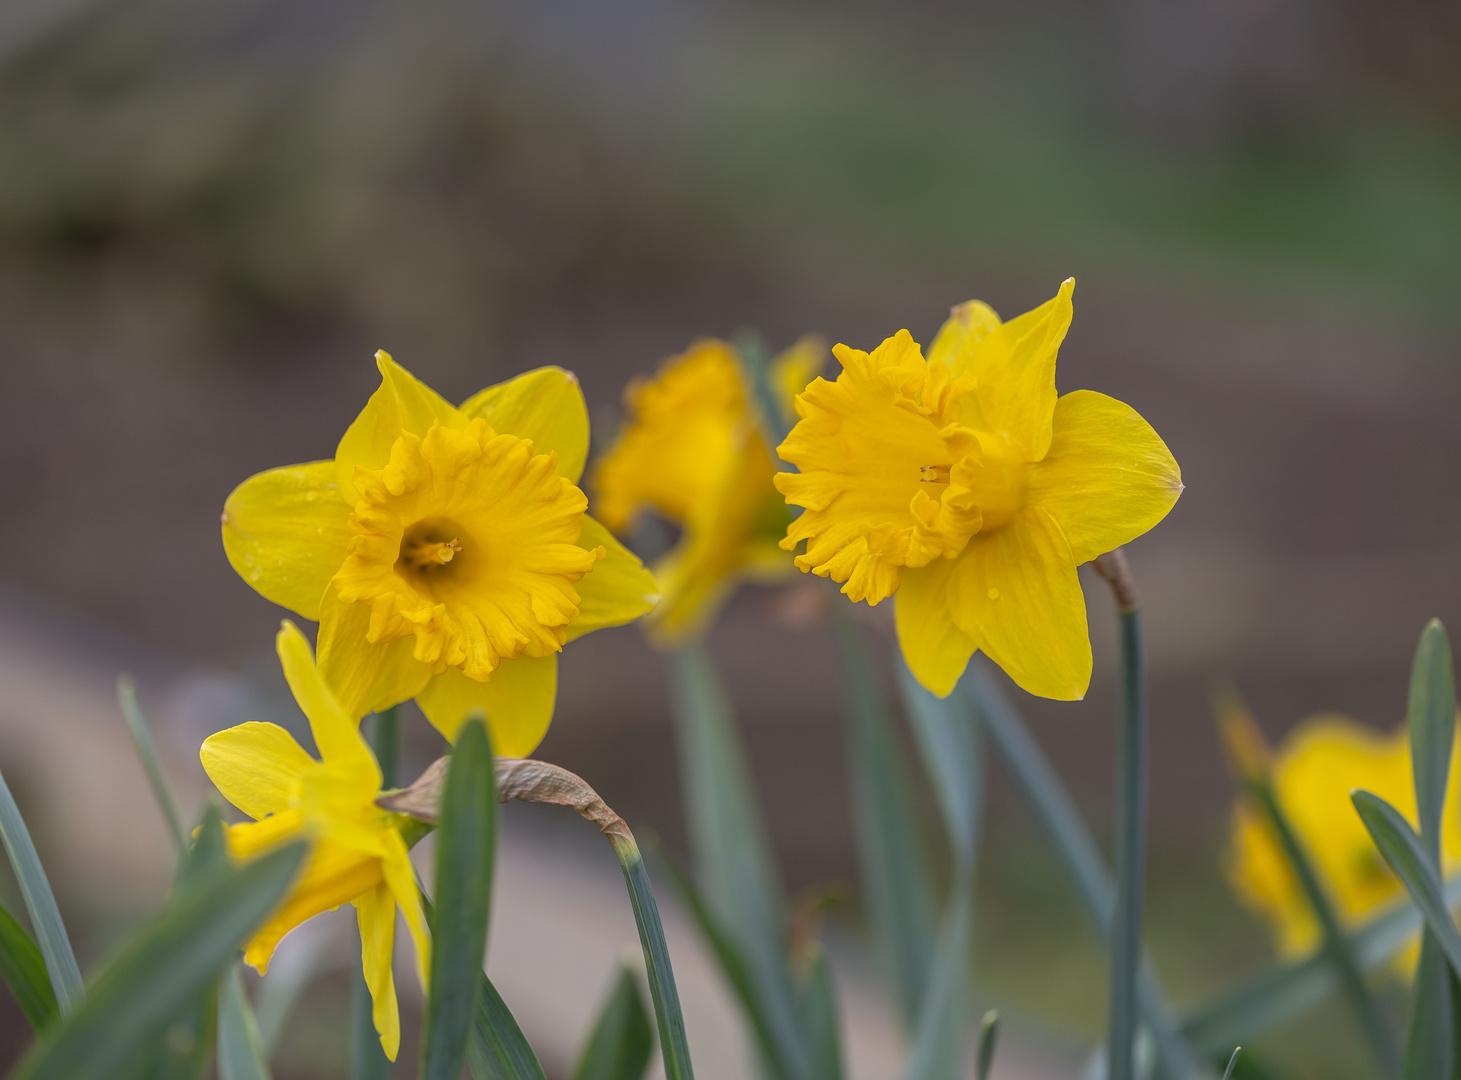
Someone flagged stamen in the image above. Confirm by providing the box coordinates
[401,537,462,570]
[919,464,951,484]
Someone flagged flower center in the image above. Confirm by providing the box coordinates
[965,433,1028,531]
[332,420,605,680]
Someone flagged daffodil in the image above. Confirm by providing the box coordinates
[222,353,659,752]
[1226,712,1461,970]
[775,280,1182,700]
[201,621,428,1059]
[593,336,824,642]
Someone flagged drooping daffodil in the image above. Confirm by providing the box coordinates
[201,621,429,1059]
[222,353,659,752]
[593,336,824,642]
[1225,708,1461,972]
[774,280,1183,700]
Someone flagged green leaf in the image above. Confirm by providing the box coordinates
[1182,871,1461,1054]
[895,656,981,867]
[658,847,784,1078]
[613,838,697,1080]
[118,676,187,852]
[218,966,271,1080]
[571,965,653,1080]
[1353,791,1461,978]
[0,898,58,1032]
[1108,608,1148,1080]
[1402,620,1456,1080]
[669,647,801,1078]
[965,661,1201,1079]
[468,974,549,1080]
[422,715,498,1080]
[351,706,401,1080]
[903,875,974,1080]
[9,839,305,1080]
[0,764,83,1016]
[975,1010,999,1080]
[800,947,842,1080]
[831,618,937,1033]
[1221,1048,1241,1080]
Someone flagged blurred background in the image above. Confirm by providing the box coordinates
[1,0,1459,1075]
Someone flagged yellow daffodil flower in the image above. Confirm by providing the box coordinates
[221,353,659,752]
[1225,711,1461,971]
[200,621,429,1059]
[593,336,825,642]
[774,280,1182,700]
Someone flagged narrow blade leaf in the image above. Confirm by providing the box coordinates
[835,617,938,1032]
[802,947,842,1080]
[118,675,187,851]
[0,764,83,1016]
[10,840,305,1080]
[423,716,498,1080]
[571,965,653,1080]
[468,973,549,1080]
[976,1011,999,1080]
[0,898,58,1031]
[902,875,974,1080]
[218,965,271,1080]
[1408,619,1456,852]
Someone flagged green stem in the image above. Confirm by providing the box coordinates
[1107,608,1148,1080]
[611,834,696,1080]
[350,706,401,1080]
[1250,778,1400,1075]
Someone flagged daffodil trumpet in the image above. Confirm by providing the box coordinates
[222,352,659,754]
[775,279,1183,701]
[200,621,430,1060]
[593,335,825,642]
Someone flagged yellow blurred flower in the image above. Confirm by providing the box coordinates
[775,280,1182,700]
[593,336,825,642]
[1227,712,1461,969]
[222,353,659,753]
[200,621,428,1060]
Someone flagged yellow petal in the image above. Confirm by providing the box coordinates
[316,587,432,720]
[416,656,557,755]
[959,279,1073,462]
[566,516,659,643]
[277,622,380,776]
[895,560,977,698]
[925,299,1001,373]
[769,335,828,428]
[221,461,351,620]
[1025,389,1183,565]
[459,366,591,484]
[334,351,468,504]
[200,722,314,820]
[355,882,401,1060]
[380,829,430,989]
[947,507,1091,700]
[242,839,382,974]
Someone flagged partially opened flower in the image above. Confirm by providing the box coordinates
[775,280,1182,699]
[201,621,428,1059]
[222,353,659,752]
[593,336,824,642]
[1225,711,1461,971]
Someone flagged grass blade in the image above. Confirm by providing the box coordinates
[658,846,786,1077]
[0,763,83,1017]
[9,839,305,1080]
[572,965,654,1080]
[1108,608,1148,1080]
[613,835,697,1080]
[802,947,842,1080]
[896,656,981,866]
[218,966,271,1080]
[423,715,498,1080]
[975,1010,999,1080]
[669,646,802,1077]
[351,706,400,1080]
[118,675,187,852]
[1220,1048,1241,1080]
[831,616,937,1032]
[0,898,58,1032]
[469,973,549,1080]
[903,874,974,1080]
[1352,791,1461,977]
[1402,619,1456,1079]
[1182,872,1461,1053]
[967,661,1202,1079]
